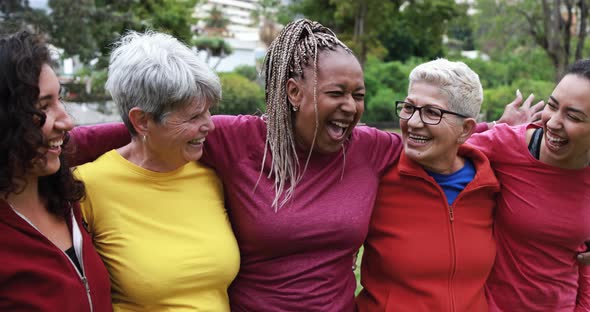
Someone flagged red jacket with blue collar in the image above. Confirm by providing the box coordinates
[0,200,112,312]
[357,144,500,312]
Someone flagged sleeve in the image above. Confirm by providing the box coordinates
[466,125,500,162]
[73,168,95,235]
[474,122,490,133]
[577,246,590,311]
[202,115,262,172]
[357,127,403,176]
[69,123,130,166]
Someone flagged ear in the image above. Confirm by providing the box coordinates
[457,118,477,144]
[128,107,149,136]
[286,77,303,110]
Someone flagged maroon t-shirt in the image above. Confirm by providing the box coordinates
[203,115,402,311]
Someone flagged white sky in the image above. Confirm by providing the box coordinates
[29,0,48,9]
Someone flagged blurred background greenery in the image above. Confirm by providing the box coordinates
[2,0,586,127]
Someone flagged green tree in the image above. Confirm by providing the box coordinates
[0,0,50,34]
[380,0,463,62]
[192,36,233,69]
[47,0,198,65]
[474,0,589,81]
[447,3,475,50]
[202,4,230,36]
[285,0,464,65]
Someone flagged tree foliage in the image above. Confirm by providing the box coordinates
[5,0,200,66]
[474,0,590,81]
[0,0,50,34]
[284,0,465,65]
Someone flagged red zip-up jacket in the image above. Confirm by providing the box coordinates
[357,144,499,312]
[0,200,112,312]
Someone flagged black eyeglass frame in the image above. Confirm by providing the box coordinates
[394,101,470,125]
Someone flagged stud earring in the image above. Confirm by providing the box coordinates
[292,106,299,112]
[142,135,147,142]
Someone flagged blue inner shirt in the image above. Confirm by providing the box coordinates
[426,159,475,206]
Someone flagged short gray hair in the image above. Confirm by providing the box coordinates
[106,31,221,135]
[408,58,483,118]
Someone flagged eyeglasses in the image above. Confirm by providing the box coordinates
[394,101,469,125]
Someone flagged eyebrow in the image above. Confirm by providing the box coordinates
[326,83,365,91]
[549,95,588,116]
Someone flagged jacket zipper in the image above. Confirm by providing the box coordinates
[10,208,94,312]
[413,174,496,312]
[448,203,457,312]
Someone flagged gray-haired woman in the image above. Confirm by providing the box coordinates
[73,31,239,311]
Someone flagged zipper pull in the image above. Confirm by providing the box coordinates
[449,206,454,222]
[82,276,90,293]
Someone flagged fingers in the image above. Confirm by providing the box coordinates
[578,252,590,265]
[510,89,524,108]
[521,93,535,110]
[530,100,544,124]
[531,100,544,113]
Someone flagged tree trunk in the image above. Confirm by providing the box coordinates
[354,0,368,68]
[575,0,589,60]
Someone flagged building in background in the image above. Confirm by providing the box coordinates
[194,0,266,72]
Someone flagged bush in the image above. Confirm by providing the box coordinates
[216,73,265,115]
[233,65,259,82]
[363,88,405,124]
[363,57,416,124]
[483,79,553,121]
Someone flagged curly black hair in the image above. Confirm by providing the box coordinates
[0,31,84,218]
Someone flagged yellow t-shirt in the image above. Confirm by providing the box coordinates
[75,150,240,311]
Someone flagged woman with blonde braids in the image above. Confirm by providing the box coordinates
[70,19,402,311]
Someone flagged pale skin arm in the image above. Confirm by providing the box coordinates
[488,89,544,129]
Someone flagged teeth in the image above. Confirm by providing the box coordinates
[331,121,349,128]
[189,138,205,144]
[409,134,429,143]
[48,139,63,148]
[547,132,566,143]
[409,134,429,140]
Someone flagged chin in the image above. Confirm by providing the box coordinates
[404,148,427,163]
[188,152,204,162]
[40,163,62,177]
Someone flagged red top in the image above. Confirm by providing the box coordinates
[469,124,590,312]
[357,144,499,312]
[0,201,112,312]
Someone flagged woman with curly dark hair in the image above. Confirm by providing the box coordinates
[0,31,112,312]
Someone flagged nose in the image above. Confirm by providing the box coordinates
[545,109,563,130]
[407,108,424,127]
[55,101,74,131]
[201,111,215,132]
[341,94,358,114]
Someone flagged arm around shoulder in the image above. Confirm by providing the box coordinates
[69,122,130,166]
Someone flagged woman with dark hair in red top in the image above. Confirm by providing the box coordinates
[0,31,112,312]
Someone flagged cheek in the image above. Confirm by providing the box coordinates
[541,107,553,123]
[357,101,365,114]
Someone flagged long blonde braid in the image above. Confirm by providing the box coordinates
[259,19,352,209]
